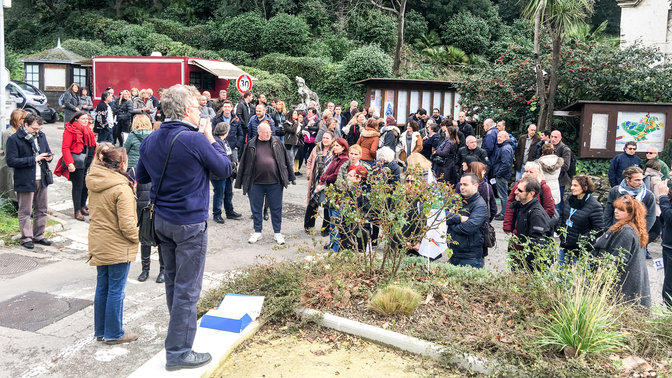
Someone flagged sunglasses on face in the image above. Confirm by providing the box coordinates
[627,147,636,151]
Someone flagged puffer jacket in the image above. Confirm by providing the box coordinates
[504,180,555,233]
[356,127,380,161]
[124,129,152,168]
[132,97,155,119]
[283,119,302,146]
[537,154,564,205]
[560,194,604,252]
[491,139,514,179]
[116,99,134,132]
[86,164,139,266]
[235,136,295,194]
[378,125,400,151]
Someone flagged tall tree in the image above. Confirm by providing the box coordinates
[371,0,407,74]
[523,0,593,130]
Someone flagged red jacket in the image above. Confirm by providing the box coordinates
[356,127,380,161]
[503,180,555,233]
[54,121,97,180]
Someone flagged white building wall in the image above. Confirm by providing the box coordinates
[619,0,672,62]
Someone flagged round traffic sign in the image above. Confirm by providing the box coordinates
[236,74,252,93]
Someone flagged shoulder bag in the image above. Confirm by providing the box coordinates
[138,130,187,246]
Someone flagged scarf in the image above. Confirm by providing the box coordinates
[22,127,40,155]
[618,179,646,201]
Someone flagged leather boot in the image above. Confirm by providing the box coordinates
[80,207,89,216]
[74,210,84,221]
[137,247,151,282]
[156,270,165,283]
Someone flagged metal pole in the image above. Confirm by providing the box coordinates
[0,4,6,129]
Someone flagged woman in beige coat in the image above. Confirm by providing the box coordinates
[86,143,139,345]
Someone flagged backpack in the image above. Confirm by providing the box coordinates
[58,92,67,109]
[564,145,577,177]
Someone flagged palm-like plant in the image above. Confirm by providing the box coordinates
[422,45,469,65]
[523,0,593,131]
[414,31,441,50]
[566,20,619,47]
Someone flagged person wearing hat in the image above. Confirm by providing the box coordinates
[211,122,238,224]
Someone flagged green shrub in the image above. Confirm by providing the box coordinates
[648,306,672,347]
[306,34,356,63]
[261,13,311,56]
[661,139,672,168]
[576,159,610,177]
[404,10,428,45]
[369,285,421,316]
[213,12,266,57]
[231,66,295,106]
[120,24,156,53]
[6,48,25,81]
[256,54,330,88]
[298,0,332,36]
[346,8,397,53]
[104,45,140,57]
[219,49,253,66]
[0,198,19,244]
[440,11,491,56]
[339,45,394,85]
[61,39,106,58]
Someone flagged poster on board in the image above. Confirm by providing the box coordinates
[615,112,666,151]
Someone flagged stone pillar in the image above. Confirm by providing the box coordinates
[617,0,672,63]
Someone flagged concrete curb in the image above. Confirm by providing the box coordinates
[297,307,494,375]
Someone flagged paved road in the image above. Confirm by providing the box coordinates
[0,122,665,377]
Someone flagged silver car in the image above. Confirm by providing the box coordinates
[6,81,57,123]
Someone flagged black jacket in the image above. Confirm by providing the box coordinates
[560,194,604,251]
[235,99,252,133]
[512,197,550,244]
[212,112,244,151]
[6,126,52,192]
[457,146,488,174]
[446,192,488,260]
[457,121,474,138]
[514,134,542,172]
[659,195,672,250]
[234,136,295,195]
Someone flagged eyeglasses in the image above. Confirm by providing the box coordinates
[646,152,656,155]
[627,147,637,151]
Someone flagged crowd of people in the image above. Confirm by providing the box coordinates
[2,81,672,370]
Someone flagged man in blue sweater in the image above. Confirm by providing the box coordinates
[136,84,232,371]
[608,141,641,187]
[247,104,276,140]
[492,131,514,220]
[481,118,498,160]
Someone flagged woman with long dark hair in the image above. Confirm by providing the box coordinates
[433,125,459,186]
[559,175,604,263]
[284,109,303,175]
[54,111,97,220]
[304,131,335,234]
[115,90,133,147]
[594,195,651,307]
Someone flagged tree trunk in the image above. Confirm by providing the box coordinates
[393,0,407,75]
[115,0,123,18]
[544,31,562,130]
[533,0,548,129]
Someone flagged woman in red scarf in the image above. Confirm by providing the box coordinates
[55,111,97,220]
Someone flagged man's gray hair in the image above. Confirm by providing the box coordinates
[484,118,495,128]
[161,84,200,121]
[466,135,477,143]
[376,146,395,163]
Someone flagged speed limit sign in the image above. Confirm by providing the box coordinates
[236,74,252,93]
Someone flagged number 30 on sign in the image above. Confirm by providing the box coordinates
[236,74,252,93]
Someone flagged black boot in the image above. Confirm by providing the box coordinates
[137,245,151,282]
[156,246,165,283]
[263,207,269,221]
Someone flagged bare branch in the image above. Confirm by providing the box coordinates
[370,0,398,14]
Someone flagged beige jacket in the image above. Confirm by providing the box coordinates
[86,164,139,266]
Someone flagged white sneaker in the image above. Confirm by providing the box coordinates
[248,232,262,243]
[274,233,285,245]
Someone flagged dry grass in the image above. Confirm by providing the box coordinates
[368,285,421,316]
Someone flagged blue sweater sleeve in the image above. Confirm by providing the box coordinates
[195,135,232,179]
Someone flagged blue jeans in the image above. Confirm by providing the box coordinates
[97,127,113,143]
[155,214,208,364]
[248,183,283,233]
[211,178,234,217]
[558,248,578,266]
[556,186,565,215]
[495,177,509,216]
[449,257,483,268]
[94,262,131,340]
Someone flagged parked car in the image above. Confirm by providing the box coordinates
[6,81,57,123]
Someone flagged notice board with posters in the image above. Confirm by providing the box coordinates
[561,101,672,158]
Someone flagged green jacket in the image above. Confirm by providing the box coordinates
[124,129,152,168]
[642,157,670,180]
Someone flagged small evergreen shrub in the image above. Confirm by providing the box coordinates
[261,13,311,56]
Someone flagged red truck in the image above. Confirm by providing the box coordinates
[91,56,250,102]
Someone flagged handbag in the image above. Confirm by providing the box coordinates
[138,130,187,246]
[62,148,87,170]
[41,161,54,186]
[483,185,497,248]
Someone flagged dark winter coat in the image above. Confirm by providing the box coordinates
[434,138,458,185]
[457,121,474,138]
[235,136,295,195]
[446,192,488,260]
[283,119,302,146]
[378,125,400,151]
[482,127,499,159]
[62,91,80,124]
[504,180,556,233]
[457,146,488,174]
[659,195,672,250]
[609,152,642,187]
[560,194,604,252]
[5,126,52,192]
[212,112,244,151]
[235,99,253,133]
[514,134,541,172]
[421,133,441,160]
[553,142,573,186]
[594,224,651,307]
[491,139,514,179]
[371,160,401,185]
[116,99,134,133]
